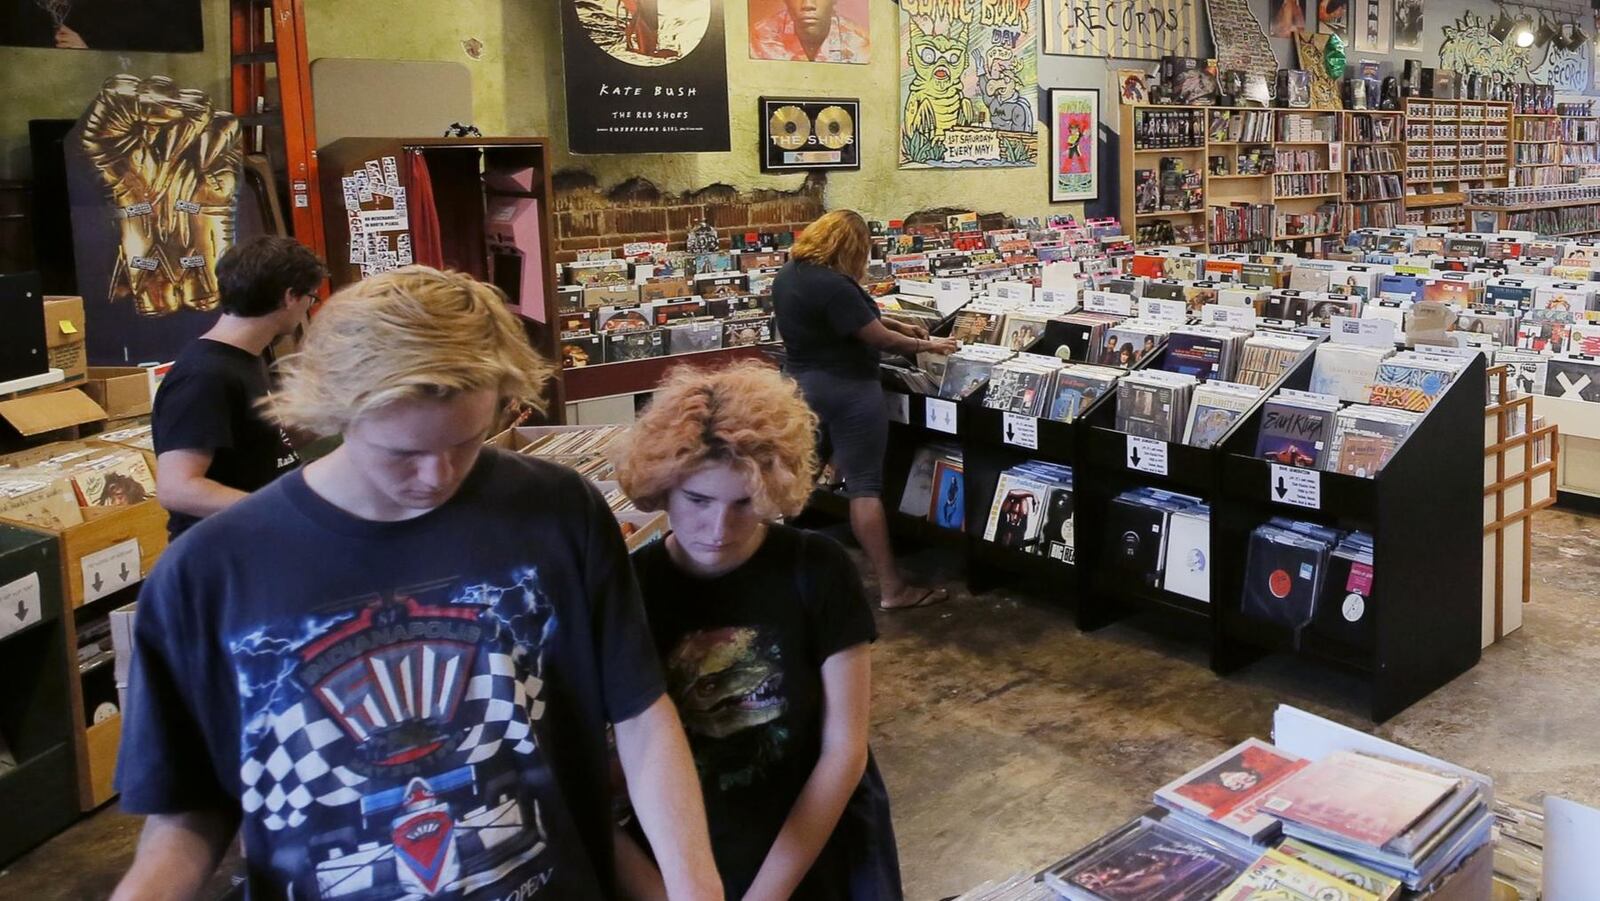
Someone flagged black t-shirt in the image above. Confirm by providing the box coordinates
[116,449,665,900]
[633,525,900,900]
[152,338,300,539]
[773,261,883,381]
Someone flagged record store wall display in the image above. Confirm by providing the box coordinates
[561,0,732,154]
[1049,88,1098,202]
[759,97,860,171]
[65,75,241,364]
[747,0,870,63]
[1042,0,1197,59]
[899,0,1040,170]
[1206,0,1278,100]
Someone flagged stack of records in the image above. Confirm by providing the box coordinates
[877,295,944,333]
[982,462,1075,562]
[1221,840,1403,899]
[1096,317,1176,368]
[1097,275,1146,297]
[949,301,1011,345]
[983,353,1067,416]
[1116,371,1199,441]
[1042,814,1252,900]
[1045,364,1124,422]
[663,318,726,356]
[1259,751,1493,890]
[938,344,1016,400]
[1183,382,1266,448]
[1494,349,1547,397]
[1162,325,1250,381]
[947,874,1051,901]
[1368,353,1466,411]
[1325,406,1424,477]
[1050,311,1127,363]
[1309,344,1395,403]
[1104,488,1207,594]
[1254,390,1342,468]
[880,360,941,396]
[1153,738,1310,855]
[1240,518,1343,629]
[1313,531,1376,645]
[1236,333,1319,388]
[997,310,1053,352]
[899,444,966,530]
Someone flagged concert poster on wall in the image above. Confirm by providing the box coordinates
[1352,0,1389,52]
[0,0,203,51]
[1049,89,1098,202]
[562,0,732,154]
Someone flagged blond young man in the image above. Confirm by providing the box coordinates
[113,267,722,900]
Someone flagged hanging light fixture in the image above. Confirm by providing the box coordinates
[1490,4,1516,40]
[1535,12,1559,46]
[1512,11,1538,47]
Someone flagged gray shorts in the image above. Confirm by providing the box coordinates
[793,370,887,499]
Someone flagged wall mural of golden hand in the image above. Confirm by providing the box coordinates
[79,74,241,318]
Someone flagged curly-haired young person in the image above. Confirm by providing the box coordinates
[611,361,902,901]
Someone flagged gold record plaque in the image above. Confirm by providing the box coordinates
[759,97,860,172]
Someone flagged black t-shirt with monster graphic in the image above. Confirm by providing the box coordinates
[633,525,901,900]
[116,449,664,900]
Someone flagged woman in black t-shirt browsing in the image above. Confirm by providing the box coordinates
[773,210,958,610]
[611,362,903,901]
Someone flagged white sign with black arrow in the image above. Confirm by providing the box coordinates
[81,538,142,604]
[1270,463,1321,509]
[1126,436,1168,476]
[0,572,41,640]
[1002,412,1038,449]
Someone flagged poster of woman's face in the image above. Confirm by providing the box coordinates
[1,0,203,51]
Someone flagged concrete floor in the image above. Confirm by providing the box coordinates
[3,510,1597,900]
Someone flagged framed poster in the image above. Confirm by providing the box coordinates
[1353,0,1390,53]
[759,97,861,171]
[747,0,869,63]
[1392,0,1423,51]
[1050,89,1099,202]
[1043,0,1198,59]
[899,0,1039,170]
[561,0,732,154]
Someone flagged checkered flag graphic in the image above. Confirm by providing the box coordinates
[238,650,545,832]
[239,701,367,832]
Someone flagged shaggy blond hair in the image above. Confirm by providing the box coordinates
[790,209,871,282]
[265,266,555,436]
[610,361,819,519]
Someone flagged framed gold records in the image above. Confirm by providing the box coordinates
[759,97,860,171]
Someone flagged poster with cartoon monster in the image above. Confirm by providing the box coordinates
[899,0,1040,170]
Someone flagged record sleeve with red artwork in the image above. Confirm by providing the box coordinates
[1259,751,1459,847]
[1156,738,1308,837]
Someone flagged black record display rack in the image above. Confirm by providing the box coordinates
[811,335,1486,722]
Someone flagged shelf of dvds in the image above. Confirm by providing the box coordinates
[1402,98,1512,208]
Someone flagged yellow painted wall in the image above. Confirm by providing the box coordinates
[0,0,1069,219]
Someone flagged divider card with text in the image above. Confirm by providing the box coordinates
[899,0,1040,170]
[562,0,731,154]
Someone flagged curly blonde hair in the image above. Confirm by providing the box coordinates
[790,209,870,282]
[265,266,555,436]
[610,361,819,519]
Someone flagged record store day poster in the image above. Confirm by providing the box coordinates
[562,0,732,153]
[899,0,1040,170]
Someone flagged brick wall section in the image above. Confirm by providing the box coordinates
[549,171,829,264]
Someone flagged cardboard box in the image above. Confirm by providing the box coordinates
[43,296,86,385]
[0,388,106,442]
[82,367,153,419]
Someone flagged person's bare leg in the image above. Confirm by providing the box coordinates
[849,496,946,608]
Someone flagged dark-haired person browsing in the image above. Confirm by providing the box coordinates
[774,210,958,610]
[151,236,326,539]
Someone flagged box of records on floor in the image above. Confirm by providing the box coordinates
[484,424,665,550]
[1006,706,1496,901]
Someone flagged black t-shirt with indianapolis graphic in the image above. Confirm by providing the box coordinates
[116,449,665,900]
